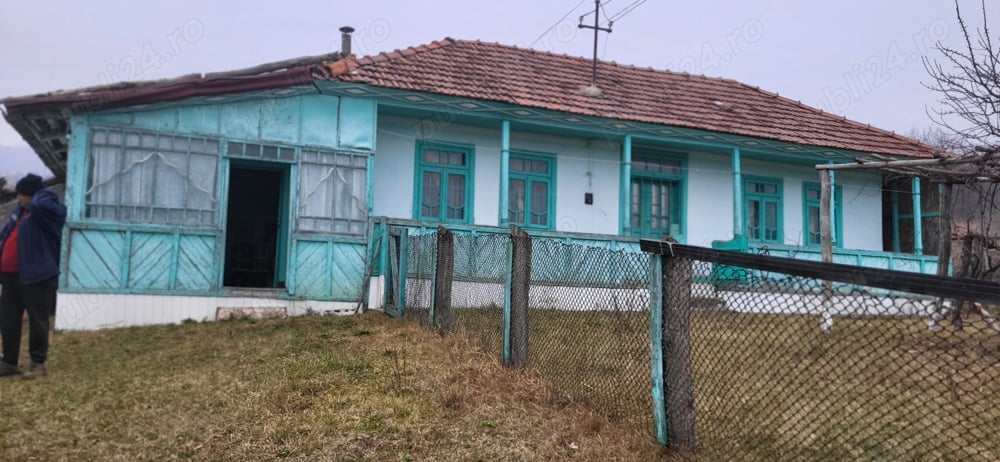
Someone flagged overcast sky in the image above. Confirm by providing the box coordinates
[1,0,996,180]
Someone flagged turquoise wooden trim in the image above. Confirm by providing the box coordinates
[499,120,510,226]
[66,117,89,221]
[337,97,377,150]
[732,148,743,237]
[628,149,688,241]
[742,175,783,244]
[507,151,556,230]
[215,154,230,289]
[276,163,293,286]
[412,140,475,223]
[648,255,667,444]
[291,233,366,244]
[802,182,843,247]
[829,169,837,244]
[121,230,132,287]
[169,232,181,290]
[912,177,923,255]
[891,188,900,252]
[325,240,334,296]
[502,235,513,365]
[366,155,375,217]
[396,228,409,314]
[65,220,220,235]
[287,239,298,296]
[620,134,633,235]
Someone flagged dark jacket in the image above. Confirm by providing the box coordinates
[0,188,67,284]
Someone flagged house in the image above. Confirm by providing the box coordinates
[1,31,942,329]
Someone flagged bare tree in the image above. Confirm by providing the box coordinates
[923,0,1000,149]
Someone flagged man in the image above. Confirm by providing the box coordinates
[0,173,66,379]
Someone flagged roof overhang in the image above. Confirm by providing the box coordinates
[314,80,902,167]
[2,67,315,178]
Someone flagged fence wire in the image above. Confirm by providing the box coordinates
[389,226,1000,460]
[684,258,999,461]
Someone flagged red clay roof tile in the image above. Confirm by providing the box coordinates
[315,38,934,158]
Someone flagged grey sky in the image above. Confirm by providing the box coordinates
[1,0,996,180]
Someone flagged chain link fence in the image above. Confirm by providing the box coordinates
[643,240,1000,460]
[384,225,1000,460]
[388,225,654,431]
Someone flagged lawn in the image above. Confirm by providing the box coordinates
[0,312,664,461]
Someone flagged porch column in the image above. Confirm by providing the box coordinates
[828,166,836,244]
[732,148,743,237]
[620,134,633,235]
[912,177,923,255]
[499,120,511,225]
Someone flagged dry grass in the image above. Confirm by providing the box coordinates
[0,312,666,461]
[451,306,1000,461]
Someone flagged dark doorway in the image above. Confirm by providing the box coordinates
[224,164,287,288]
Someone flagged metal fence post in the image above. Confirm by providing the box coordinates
[433,226,454,334]
[662,254,697,448]
[505,225,531,368]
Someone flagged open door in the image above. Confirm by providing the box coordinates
[224,161,290,288]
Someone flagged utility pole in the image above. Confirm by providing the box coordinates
[578,0,612,96]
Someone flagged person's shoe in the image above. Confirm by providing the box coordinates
[21,362,46,380]
[0,362,22,377]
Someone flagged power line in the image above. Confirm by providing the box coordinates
[606,0,646,24]
[529,0,588,48]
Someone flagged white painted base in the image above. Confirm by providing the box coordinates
[56,288,379,331]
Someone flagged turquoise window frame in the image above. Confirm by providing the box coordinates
[744,176,783,244]
[412,140,475,223]
[507,151,556,229]
[802,182,842,247]
[628,150,687,241]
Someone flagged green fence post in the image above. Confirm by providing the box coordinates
[649,254,667,444]
[396,228,409,316]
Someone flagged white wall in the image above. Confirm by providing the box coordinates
[373,115,886,251]
[374,116,620,234]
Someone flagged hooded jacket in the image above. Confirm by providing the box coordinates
[0,188,67,284]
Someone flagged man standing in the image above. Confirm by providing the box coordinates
[0,174,66,379]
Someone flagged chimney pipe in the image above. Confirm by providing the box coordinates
[339,26,355,57]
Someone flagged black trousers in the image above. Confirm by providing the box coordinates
[0,272,56,365]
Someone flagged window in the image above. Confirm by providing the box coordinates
[414,141,473,222]
[298,149,369,234]
[629,153,685,239]
[745,177,782,243]
[803,182,842,246]
[87,128,219,226]
[508,153,554,228]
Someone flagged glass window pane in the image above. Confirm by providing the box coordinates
[510,158,524,172]
[532,160,548,174]
[423,149,439,163]
[747,199,760,240]
[765,201,778,241]
[421,171,440,218]
[450,151,464,165]
[509,178,525,224]
[530,181,547,225]
[446,173,465,220]
[808,206,820,244]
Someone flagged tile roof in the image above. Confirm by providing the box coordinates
[315,38,936,159]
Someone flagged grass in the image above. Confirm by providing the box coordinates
[0,312,666,461]
[447,305,1000,461]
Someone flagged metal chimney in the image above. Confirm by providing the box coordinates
[339,26,355,57]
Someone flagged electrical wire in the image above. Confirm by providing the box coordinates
[529,0,588,48]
